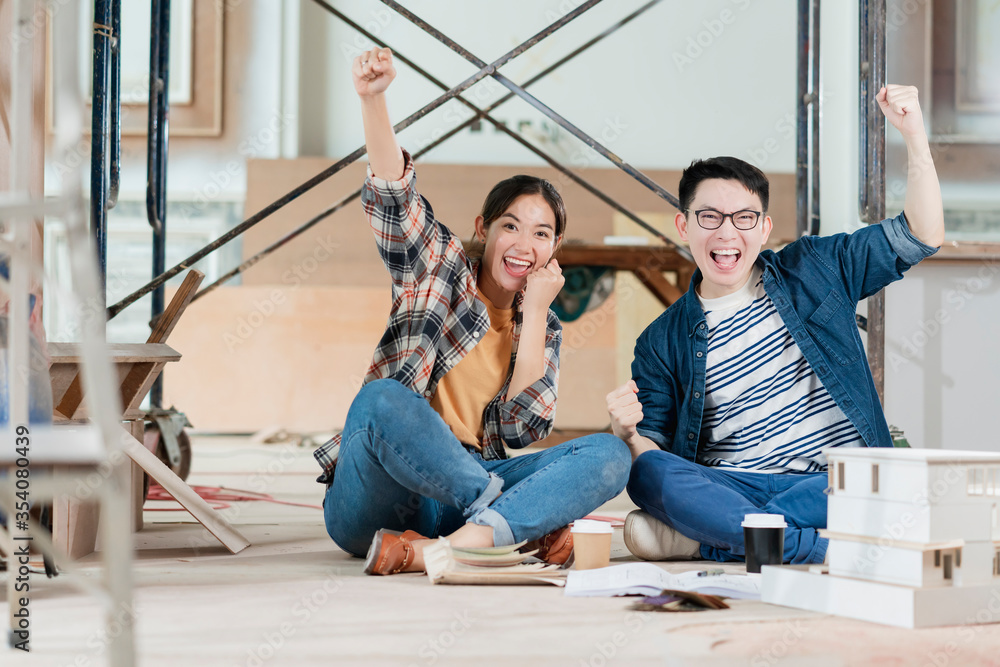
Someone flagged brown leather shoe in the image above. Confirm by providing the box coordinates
[363,529,426,575]
[526,525,574,565]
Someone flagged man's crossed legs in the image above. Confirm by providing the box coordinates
[626,450,829,564]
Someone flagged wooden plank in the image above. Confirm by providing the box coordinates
[49,342,181,364]
[121,362,167,416]
[119,362,157,414]
[556,245,691,272]
[52,480,100,560]
[147,269,205,343]
[54,375,85,421]
[120,426,250,554]
[49,270,199,422]
[49,368,77,410]
[633,269,683,307]
[126,363,169,415]
[51,345,178,419]
[926,243,1000,261]
[49,351,178,417]
[127,419,145,533]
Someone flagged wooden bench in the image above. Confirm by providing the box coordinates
[45,271,249,558]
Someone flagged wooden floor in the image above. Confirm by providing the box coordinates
[5,435,1000,666]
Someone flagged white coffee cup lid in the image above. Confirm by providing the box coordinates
[741,513,787,528]
[571,519,613,534]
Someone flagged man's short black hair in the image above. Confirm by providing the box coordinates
[678,157,770,214]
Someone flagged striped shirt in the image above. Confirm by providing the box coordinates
[313,151,562,483]
[696,267,862,473]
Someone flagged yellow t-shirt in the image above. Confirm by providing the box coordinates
[429,297,514,449]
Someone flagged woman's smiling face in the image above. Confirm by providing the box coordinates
[476,193,559,307]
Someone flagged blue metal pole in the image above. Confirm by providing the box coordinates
[148,0,171,408]
[90,0,113,292]
[108,0,121,210]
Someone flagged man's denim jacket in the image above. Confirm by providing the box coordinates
[632,212,938,462]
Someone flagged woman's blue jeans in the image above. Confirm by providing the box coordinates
[628,450,829,564]
[0,316,52,426]
[324,379,631,557]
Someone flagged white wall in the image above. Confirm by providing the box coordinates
[818,0,860,236]
[299,0,799,174]
[884,261,1000,451]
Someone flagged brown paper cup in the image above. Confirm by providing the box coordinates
[571,520,613,570]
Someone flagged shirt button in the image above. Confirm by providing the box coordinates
[688,433,696,440]
[696,351,704,358]
[424,390,432,397]
[473,331,480,338]
[699,324,705,330]
[694,392,701,398]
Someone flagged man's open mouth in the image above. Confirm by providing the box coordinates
[711,249,741,268]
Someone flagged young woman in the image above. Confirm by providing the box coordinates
[315,48,630,575]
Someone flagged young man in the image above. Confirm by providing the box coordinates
[606,85,943,564]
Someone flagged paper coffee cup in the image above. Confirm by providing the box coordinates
[741,513,786,574]
[571,519,613,570]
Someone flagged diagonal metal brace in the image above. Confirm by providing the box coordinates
[312,0,689,256]
[381,0,684,214]
[106,0,604,320]
[193,0,687,302]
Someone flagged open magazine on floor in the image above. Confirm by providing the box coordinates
[423,538,568,586]
[564,562,760,599]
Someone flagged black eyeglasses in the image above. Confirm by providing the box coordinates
[688,208,762,230]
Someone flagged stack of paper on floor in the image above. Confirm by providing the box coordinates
[565,563,761,599]
[423,538,567,586]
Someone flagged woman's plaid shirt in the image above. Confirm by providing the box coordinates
[313,152,561,484]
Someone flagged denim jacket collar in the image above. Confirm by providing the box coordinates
[683,268,707,338]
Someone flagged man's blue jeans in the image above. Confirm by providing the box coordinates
[324,379,631,557]
[627,450,829,564]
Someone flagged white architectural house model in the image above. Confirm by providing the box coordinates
[762,448,1000,628]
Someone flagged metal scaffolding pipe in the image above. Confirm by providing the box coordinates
[147,0,171,408]
[796,0,821,237]
[90,0,113,287]
[859,0,887,403]
[108,0,121,209]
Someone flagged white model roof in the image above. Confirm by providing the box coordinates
[818,530,965,551]
[823,447,1000,465]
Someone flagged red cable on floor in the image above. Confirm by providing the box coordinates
[145,484,323,511]
[145,485,621,525]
